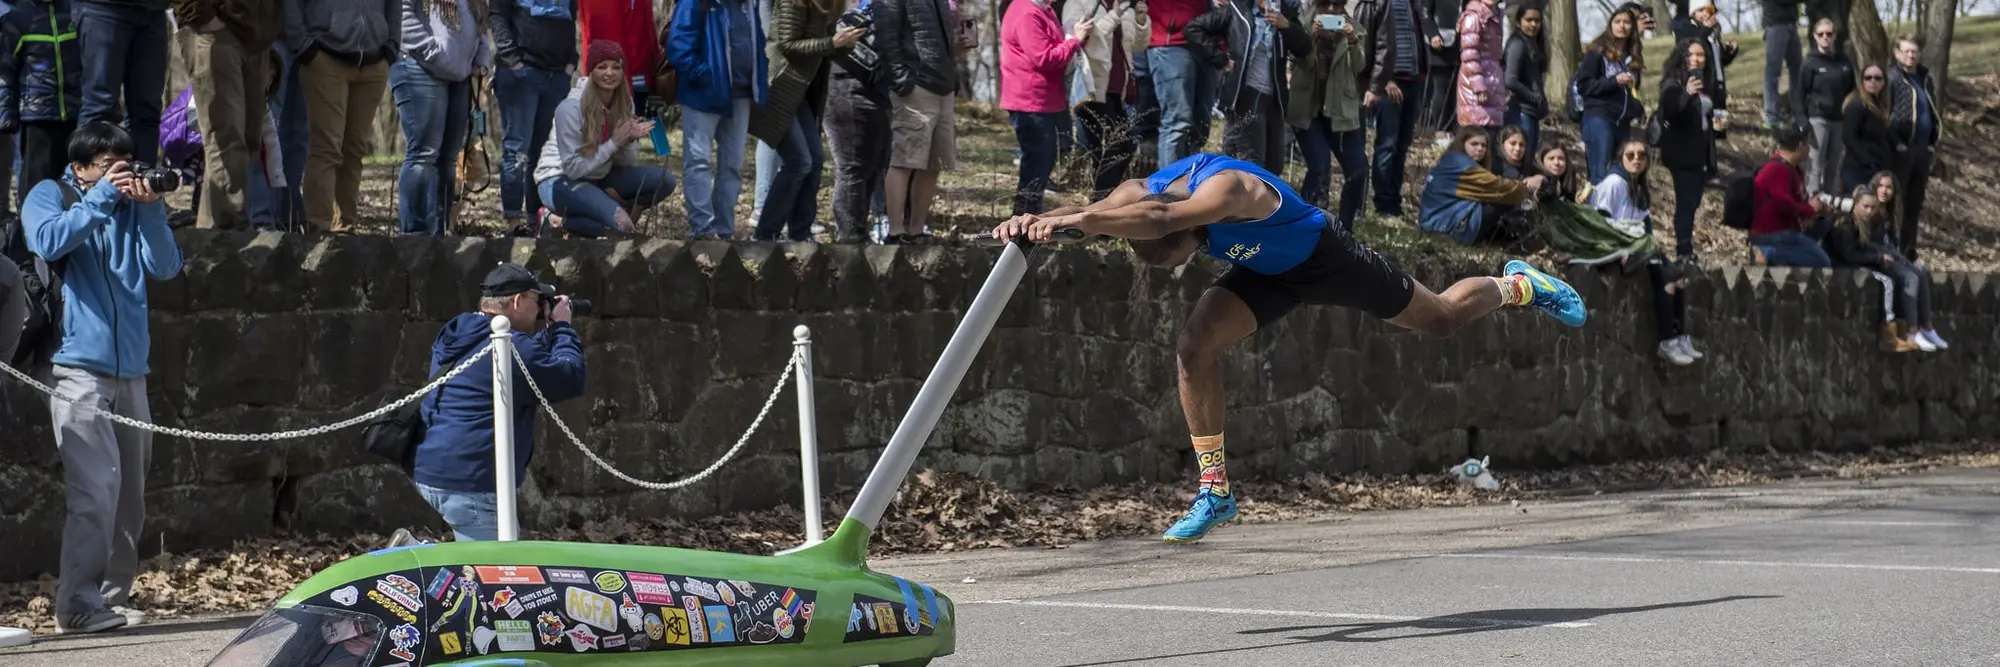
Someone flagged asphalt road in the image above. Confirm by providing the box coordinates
[7,469,2000,666]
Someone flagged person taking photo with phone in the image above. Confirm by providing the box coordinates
[532,40,676,238]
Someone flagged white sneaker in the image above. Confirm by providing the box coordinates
[0,626,31,648]
[111,606,147,627]
[1911,332,1938,352]
[1658,340,1694,366]
[56,610,125,635]
[1676,335,1704,360]
[1921,329,1948,350]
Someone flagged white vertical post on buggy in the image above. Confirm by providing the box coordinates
[490,315,520,542]
[843,230,1082,531]
[792,325,824,544]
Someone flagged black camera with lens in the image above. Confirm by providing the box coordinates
[125,161,181,193]
[538,293,593,319]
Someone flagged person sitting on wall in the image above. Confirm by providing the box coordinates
[411,262,587,542]
[531,40,676,238]
[1821,190,1940,353]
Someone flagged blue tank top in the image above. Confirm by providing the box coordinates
[1144,153,1328,275]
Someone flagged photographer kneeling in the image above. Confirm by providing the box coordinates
[413,262,587,541]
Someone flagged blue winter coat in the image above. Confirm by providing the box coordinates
[414,312,587,494]
[666,0,769,116]
[0,0,81,131]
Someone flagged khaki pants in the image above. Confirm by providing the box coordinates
[300,55,389,233]
[183,28,269,230]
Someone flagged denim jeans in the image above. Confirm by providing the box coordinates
[1505,108,1540,157]
[1752,229,1832,266]
[76,2,170,165]
[1010,110,1062,216]
[1294,116,1367,231]
[754,104,825,241]
[1370,76,1425,215]
[496,66,571,220]
[1581,111,1629,185]
[754,141,777,210]
[416,483,514,542]
[1763,25,1802,124]
[538,165,676,238]
[1148,45,1217,166]
[248,46,308,230]
[680,98,753,239]
[390,59,471,235]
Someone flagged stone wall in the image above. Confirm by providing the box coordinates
[3,230,1997,582]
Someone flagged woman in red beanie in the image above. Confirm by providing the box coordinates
[531,40,677,237]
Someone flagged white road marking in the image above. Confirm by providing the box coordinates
[1793,519,1968,527]
[1437,553,2000,574]
[962,599,1595,628]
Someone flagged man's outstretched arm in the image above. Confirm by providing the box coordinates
[1052,172,1277,240]
[1037,178,1152,218]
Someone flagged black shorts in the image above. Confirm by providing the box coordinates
[1211,226,1417,328]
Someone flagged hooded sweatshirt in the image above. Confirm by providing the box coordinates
[400,0,492,82]
[287,0,400,63]
[415,311,586,493]
[21,167,182,379]
[534,77,643,184]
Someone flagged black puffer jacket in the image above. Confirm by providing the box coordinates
[1840,96,1892,174]
[0,0,82,132]
[1183,0,1309,111]
[876,0,958,96]
[1575,47,1643,123]
[1349,0,1409,95]
[1502,30,1546,118]
[1669,14,1734,110]
[490,0,577,72]
[1792,48,1853,121]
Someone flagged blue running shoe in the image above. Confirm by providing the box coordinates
[1505,259,1587,327]
[1163,490,1239,542]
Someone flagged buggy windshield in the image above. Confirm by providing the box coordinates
[206,605,386,667]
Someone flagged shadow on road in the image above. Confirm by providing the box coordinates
[1056,595,1781,667]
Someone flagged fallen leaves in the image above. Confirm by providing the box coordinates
[3,440,1996,636]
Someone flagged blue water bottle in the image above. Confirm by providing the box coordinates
[649,114,671,157]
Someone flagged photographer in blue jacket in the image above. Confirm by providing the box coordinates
[21,119,183,635]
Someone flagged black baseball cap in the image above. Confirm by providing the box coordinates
[481,262,555,298]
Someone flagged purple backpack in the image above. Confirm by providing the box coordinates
[160,88,204,176]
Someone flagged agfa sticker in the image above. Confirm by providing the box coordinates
[330,585,358,606]
[594,571,627,594]
[565,586,619,632]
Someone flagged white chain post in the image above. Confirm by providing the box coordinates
[490,316,519,542]
[793,325,823,544]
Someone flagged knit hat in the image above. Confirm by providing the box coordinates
[1691,0,1716,14]
[585,39,625,72]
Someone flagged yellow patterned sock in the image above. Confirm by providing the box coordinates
[1493,275,1533,306]
[1192,434,1229,497]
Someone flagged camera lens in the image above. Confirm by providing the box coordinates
[568,298,593,317]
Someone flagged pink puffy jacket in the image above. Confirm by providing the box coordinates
[1455,0,1506,127]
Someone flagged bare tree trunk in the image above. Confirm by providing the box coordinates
[1549,0,1584,118]
[1849,0,1894,68]
[1921,0,1957,82]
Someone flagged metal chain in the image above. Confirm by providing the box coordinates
[511,344,799,490]
[0,344,497,441]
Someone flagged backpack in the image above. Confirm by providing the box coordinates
[359,345,477,471]
[1720,165,1762,231]
[1,181,84,371]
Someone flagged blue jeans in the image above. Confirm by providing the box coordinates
[680,98,752,238]
[1581,111,1629,185]
[248,46,308,229]
[416,484,513,542]
[1010,110,1062,216]
[496,66,571,220]
[538,165,676,238]
[76,3,170,164]
[390,59,471,235]
[754,104,825,241]
[1149,45,1217,166]
[1294,116,1367,231]
[1505,108,1540,158]
[1763,25,1802,124]
[1371,76,1425,214]
[1752,229,1832,266]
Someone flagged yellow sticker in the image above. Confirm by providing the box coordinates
[439,632,462,655]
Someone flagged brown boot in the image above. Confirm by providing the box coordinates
[1881,322,1918,353]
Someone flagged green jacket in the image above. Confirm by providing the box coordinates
[1284,21,1366,132]
[749,0,846,145]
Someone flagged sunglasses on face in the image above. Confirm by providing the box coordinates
[1864,75,1884,81]
[1816,31,1834,37]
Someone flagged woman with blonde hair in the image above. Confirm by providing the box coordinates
[531,40,676,238]
[1822,191,1940,352]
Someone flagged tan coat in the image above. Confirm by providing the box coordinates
[1059,0,1151,104]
